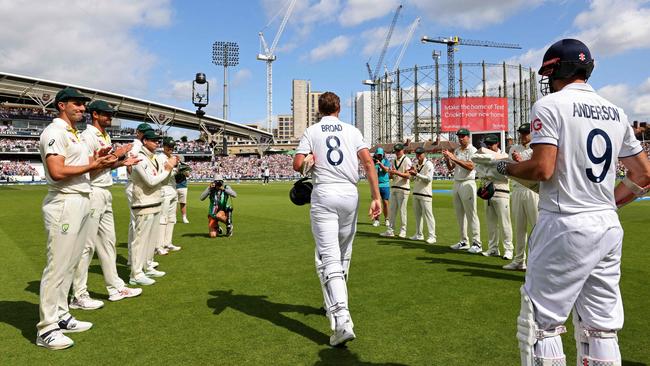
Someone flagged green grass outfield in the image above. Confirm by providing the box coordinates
[0,182,648,365]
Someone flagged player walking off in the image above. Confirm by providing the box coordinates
[293,92,381,347]
[494,39,650,366]
[408,146,436,244]
[444,128,482,253]
[380,143,411,238]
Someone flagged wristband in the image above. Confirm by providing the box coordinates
[496,161,509,175]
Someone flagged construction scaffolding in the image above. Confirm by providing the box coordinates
[370,61,537,144]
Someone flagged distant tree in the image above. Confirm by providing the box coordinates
[180,135,188,142]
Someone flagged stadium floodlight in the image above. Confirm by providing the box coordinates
[192,72,209,117]
[212,41,239,120]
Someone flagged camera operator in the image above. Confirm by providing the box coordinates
[199,174,237,238]
[372,147,391,227]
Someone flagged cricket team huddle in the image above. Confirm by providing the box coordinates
[31,38,650,366]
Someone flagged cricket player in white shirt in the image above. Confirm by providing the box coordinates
[503,123,538,271]
[293,92,381,347]
[156,137,182,254]
[443,128,482,253]
[494,39,650,366]
[408,146,436,244]
[380,143,412,238]
[36,88,118,350]
[70,100,142,311]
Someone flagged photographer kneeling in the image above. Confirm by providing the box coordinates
[199,175,237,238]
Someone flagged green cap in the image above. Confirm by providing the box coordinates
[162,136,176,147]
[141,129,162,140]
[87,100,115,114]
[518,123,531,134]
[136,123,153,132]
[393,143,405,151]
[54,87,91,105]
[484,134,499,145]
[415,146,425,154]
[456,128,470,136]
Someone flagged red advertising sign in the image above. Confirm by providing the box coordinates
[441,97,508,132]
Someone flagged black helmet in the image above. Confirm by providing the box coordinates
[538,39,594,95]
[289,177,313,206]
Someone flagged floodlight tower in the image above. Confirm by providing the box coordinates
[212,41,239,120]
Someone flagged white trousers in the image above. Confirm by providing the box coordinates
[485,195,513,253]
[159,188,178,249]
[412,197,435,240]
[524,210,623,331]
[125,182,134,264]
[72,187,125,298]
[452,180,481,243]
[130,211,161,279]
[388,188,409,234]
[37,193,90,334]
[511,188,539,263]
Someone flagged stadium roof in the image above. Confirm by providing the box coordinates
[0,72,273,142]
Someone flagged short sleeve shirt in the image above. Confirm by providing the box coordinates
[391,155,412,189]
[296,116,368,185]
[453,145,477,181]
[531,83,642,213]
[81,124,113,188]
[39,118,92,194]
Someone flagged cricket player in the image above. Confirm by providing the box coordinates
[292,92,381,347]
[156,137,182,255]
[129,129,178,285]
[380,143,411,238]
[70,100,142,311]
[175,160,190,224]
[36,88,117,350]
[493,39,650,365]
[503,123,538,271]
[408,146,436,244]
[480,134,513,259]
[443,128,482,253]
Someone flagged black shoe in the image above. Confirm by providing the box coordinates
[226,224,233,237]
[217,226,223,235]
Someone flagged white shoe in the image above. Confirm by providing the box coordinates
[182,216,189,224]
[165,244,182,252]
[69,294,104,310]
[468,243,483,254]
[149,261,159,268]
[503,261,527,271]
[482,248,500,257]
[58,316,92,333]
[409,234,424,241]
[398,230,407,238]
[380,230,395,237]
[372,220,380,227]
[36,329,74,350]
[145,268,166,278]
[502,251,514,260]
[385,220,390,227]
[129,276,156,286]
[450,241,470,250]
[426,237,437,245]
[108,287,143,302]
[156,247,169,256]
[330,320,356,347]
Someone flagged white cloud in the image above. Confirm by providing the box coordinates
[232,69,253,87]
[0,0,172,95]
[339,0,400,27]
[598,81,650,121]
[306,35,352,62]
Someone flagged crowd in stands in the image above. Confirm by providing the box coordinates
[0,106,57,121]
[0,138,39,151]
[1,160,38,178]
[186,154,297,180]
[176,141,211,154]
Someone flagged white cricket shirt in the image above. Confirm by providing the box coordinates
[453,145,477,181]
[296,116,368,186]
[509,143,533,191]
[39,118,92,194]
[391,154,412,190]
[531,83,642,214]
[81,124,113,188]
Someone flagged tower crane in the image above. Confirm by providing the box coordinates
[257,0,297,132]
[364,4,402,83]
[392,17,420,73]
[421,36,521,97]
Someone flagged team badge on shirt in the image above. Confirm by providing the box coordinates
[61,223,69,233]
[48,139,55,146]
[532,118,542,132]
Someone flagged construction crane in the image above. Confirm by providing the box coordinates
[364,4,402,83]
[257,0,297,133]
[392,17,420,73]
[420,36,521,97]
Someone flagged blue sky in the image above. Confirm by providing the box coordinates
[1,0,649,139]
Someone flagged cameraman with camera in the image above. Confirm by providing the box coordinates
[372,147,391,227]
[199,174,237,238]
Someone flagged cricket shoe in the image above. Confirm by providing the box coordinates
[69,294,104,310]
[426,237,437,245]
[502,261,527,271]
[482,248,500,257]
[108,287,143,302]
[372,220,380,227]
[36,329,74,350]
[379,230,395,237]
[165,243,182,252]
[145,268,166,278]
[409,234,424,241]
[182,216,189,224]
[226,224,233,237]
[502,250,514,260]
[58,316,92,333]
[450,241,469,250]
[468,242,483,254]
[155,247,169,256]
[385,220,390,227]
[330,319,356,347]
[149,261,159,268]
[398,230,407,238]
[130,276,156,286]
